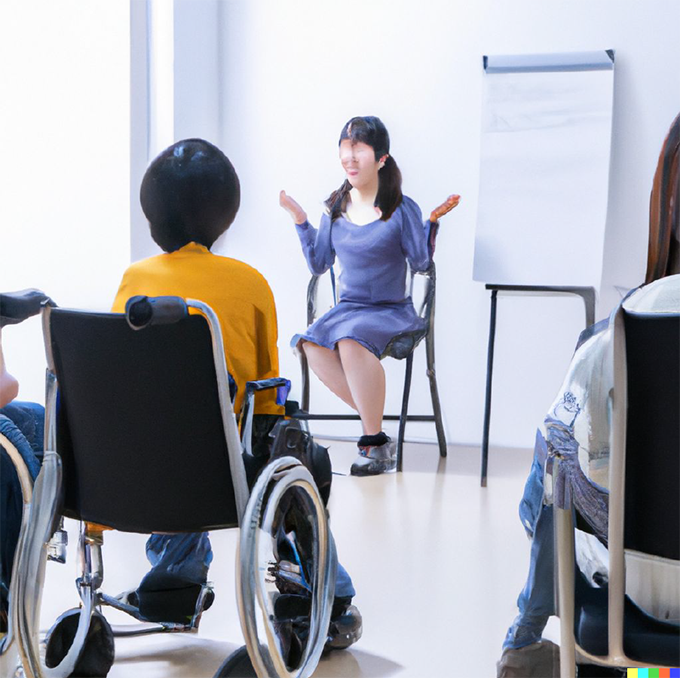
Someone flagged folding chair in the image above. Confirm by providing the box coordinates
[14,297,336,678]
[293,262,447,471]
[554,308,680,677]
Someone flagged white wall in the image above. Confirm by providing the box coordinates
[0,1,131,405]
[16,0,669,450]
[131,0,226,263]
[202,0,679,449]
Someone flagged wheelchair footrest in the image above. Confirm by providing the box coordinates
[99,585,212,634]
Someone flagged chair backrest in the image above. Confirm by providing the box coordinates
[622,309,680,561]
[44,307,242,533]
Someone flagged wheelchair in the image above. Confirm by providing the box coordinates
[0,290,51,677]
[12,295,337,678]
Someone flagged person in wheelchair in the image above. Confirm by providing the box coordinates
[0,289,52,633]
[110,138,360,652]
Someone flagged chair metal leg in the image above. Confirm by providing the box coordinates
[425,328,447,458]
[300,349,310,414]
[556,502,577,678]
[396,353,414,473]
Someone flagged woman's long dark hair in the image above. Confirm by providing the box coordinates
[325,116,403,221]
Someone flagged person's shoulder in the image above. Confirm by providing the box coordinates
[211,253,264,276]
[120,252,166,277]
[227,258,277,310]
[212,254,274,289]
[399,195,420,211]
[397,195,423,220]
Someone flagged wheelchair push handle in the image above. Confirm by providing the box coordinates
[0,289,54,327]
[125,295,188,330]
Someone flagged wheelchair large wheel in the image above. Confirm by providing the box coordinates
[237,457,337,678]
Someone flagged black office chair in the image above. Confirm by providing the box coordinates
[294,262,447,471]
[554,308,680,676]
[13,297,336,678]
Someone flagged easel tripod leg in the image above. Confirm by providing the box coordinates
[481,290,498,487]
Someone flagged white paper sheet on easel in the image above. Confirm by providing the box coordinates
[473,51,614,288]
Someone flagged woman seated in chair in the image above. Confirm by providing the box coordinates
[280,115,459,476]
[112,138,360,651]
[498,112,680,678]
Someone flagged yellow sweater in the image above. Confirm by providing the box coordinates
[112,242,282,416]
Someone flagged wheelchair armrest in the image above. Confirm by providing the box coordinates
[239,378,291,457]
[244,377,291,394]
[0,289,54,327]
[125,296,188,330]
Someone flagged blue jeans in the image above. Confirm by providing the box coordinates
[0,401,45,613]
[503,429,555,650]
[0,401,44,468]
[142,533,356,600]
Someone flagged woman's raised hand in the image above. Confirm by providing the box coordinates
[429,194,461,223]
[279,190,308,225]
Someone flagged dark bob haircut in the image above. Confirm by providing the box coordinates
[325,116,403,222]
[140,138,241,252]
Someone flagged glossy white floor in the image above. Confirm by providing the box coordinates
[33,439,560,678]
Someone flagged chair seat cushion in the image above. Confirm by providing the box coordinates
[575,575,680,666]
[381,328,428,360]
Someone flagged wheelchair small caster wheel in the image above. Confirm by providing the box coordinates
[45,608,115,677]
[213,645,257,677]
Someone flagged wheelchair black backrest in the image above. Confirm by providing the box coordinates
[46,308,240,533]
[622,309,679,561]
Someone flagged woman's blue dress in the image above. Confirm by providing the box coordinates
[292,195,436,359]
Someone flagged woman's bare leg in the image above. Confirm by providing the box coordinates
[302,342,357,409]
[337,339,385,436]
